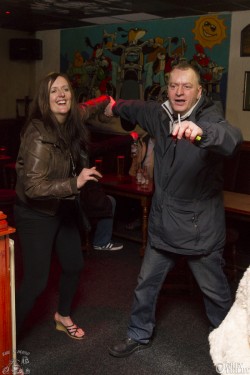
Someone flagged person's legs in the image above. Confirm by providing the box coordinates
[53,202,85,339]
[92,195,123,250]
[55,213,84,317]
[109,244,176,357]
[14,203,60,333]
[92,195,115,247]
[127,245,176,343]
[187,248,232,329]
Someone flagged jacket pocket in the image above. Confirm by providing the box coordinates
[162,197,200,248]
[161,195,224,252]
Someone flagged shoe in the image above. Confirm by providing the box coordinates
[54,319,85,340]
[93,242,123,251]
[108,337,152,358]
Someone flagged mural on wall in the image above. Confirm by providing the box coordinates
[61,14,231,130]
[192,15,227,48]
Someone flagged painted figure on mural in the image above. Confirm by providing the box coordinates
[62,14,229,125]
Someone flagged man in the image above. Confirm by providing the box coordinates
[85,131,135,248]
[104,62,243,357]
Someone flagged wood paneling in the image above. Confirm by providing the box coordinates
[0,213,15,372]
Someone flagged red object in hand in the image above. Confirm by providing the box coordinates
[130,131,139,141]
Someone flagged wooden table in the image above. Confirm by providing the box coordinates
[223,190,250,221]
[100,174,154,256]
[223,190,250,278]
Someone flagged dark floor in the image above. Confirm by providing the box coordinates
[10,228,247,375]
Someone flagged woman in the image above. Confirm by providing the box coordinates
[14,72,110,340]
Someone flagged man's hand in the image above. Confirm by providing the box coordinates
[130,131,139,141]
[172,120,203,142]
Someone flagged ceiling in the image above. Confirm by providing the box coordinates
[1,0,250,32]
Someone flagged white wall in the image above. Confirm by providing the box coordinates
[0,29,60,119]
[1,11,250,139]
[0,29,36,118]
[34,29,60,91]
[226,11,250,140]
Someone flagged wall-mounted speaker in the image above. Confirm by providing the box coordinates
[9,38,43,61]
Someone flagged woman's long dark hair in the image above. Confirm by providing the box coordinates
[23,72,89,163]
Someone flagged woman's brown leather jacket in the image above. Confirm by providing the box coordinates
[15,95,110,215]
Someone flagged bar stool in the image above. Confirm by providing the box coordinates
[0,189,16,226]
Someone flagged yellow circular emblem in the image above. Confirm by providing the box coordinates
[192,15,227,48]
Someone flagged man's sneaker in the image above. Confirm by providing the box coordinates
[108,337,152,358]
[93,242,123,251]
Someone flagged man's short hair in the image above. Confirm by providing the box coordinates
[170,61,202,85]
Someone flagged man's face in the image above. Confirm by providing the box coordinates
[167,68,202,116]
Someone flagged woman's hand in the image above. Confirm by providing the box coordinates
[104,96,116,117]
[77,167,102,189]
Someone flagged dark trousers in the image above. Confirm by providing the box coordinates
[14,200,84,332]
[127,243,232,343]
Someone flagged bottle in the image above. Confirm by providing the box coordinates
[131,139,138,158]
[144,166,149,185]
[130,131,139,158]
[141,165,149,188]
[131,140,138,158]
[136,164,143,184]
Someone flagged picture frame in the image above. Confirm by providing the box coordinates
[243,71,250,111]
[240,25,250,57]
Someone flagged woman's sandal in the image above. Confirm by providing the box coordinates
[54,319,85,340]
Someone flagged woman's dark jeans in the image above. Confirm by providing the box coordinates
[14,200,84,333]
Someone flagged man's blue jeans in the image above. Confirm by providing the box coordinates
[127,243,232,343]
[92,195,116,247]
